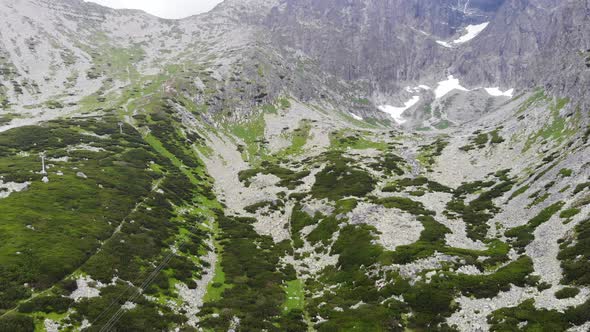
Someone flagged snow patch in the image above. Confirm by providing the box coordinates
[434,75,470,99]
[405,85,431,93]
[436,22,490,47]
[349,112,363,121]
[454,22,490,44]
[484,87,514,98]
[378,96,420,124]
[436,40,453,48]
[410,27,431,36]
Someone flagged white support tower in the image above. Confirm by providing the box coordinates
[40,152,47,175]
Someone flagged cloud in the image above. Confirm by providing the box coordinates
[84,0,224,19]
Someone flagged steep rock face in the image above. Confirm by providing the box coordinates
[0,0,394,128]
[263,0,494,91]
[456,0,590,101]
[208,0,280,24]
[262,0,589,106]
[1,0,587,124]
[0,0,176,108]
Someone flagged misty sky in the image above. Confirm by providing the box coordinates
[84,0,224,19]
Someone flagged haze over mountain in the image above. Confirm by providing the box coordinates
[0,0,589,331]
[83,0,224,19]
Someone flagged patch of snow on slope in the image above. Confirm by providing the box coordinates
[410,27,431,36]
[436,40,453,48]
[434,75,469,99]
[436,22,490,47]
[349,113,363,121]
[378,96,420,124]
[453,22,489,44]
[484,87,514,98]
[405,85,432,93]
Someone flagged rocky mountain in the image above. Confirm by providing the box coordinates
[0,0,589,331]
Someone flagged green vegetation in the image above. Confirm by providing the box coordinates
[558,218,590,286]
[395,256,534,329]
[383,176,452,194]
[238,161,309,189]
[0,91,222,330]
[0,119,157,310]
[203,246,230,303]
[490,129,506,144]
[311,152,375,201]
[505,201,565,252]
[559,168,573,177]
[275,120,312,157]
[560,208,581,219]
[335,198,359,215]
[199,213,303,331]
[262,103,278,114]
[0,313,34,332]
[573,182,590,195]
[244,199,284,214]
[523,97,577,152]
[1,48,586,332]
[460,128,505,151]
[433,120,451,130]
[73,281,186,331]
[352,98,370,105]
[368,152,406,176]
[528,191,550,208]
[283,279,304,312]
[516,89,548,115]
[474,132,490,146]
[377,197,434,216]
[446,174,515,241]
[555,287,580,299]
[84,44,145,82]
[307,224,407,331]
[417,138,448,169]
[307,216,340,246]
[388,216,450,264]
[228,113,266,162]
[17,295,73,314]
[330,131,387,151]
[489,298,590,331]
[290,205,320,248]
[279,97,291,110]
[510,184,530,200]
[389,215,509,266]
[309,220,532,331]
[454,256,534,298]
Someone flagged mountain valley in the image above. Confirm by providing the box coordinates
[0,0,589,331]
